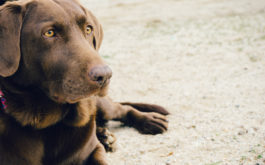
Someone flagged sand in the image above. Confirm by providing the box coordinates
[81,0,265,164]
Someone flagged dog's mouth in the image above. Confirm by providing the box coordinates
[51,95,86,104]
[49,79,110,104]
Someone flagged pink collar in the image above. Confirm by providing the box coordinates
[0,90,6,110]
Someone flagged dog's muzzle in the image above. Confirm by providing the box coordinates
[88,65,112,87]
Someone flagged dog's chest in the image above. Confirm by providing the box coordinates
[0,114,97,165]
[41,120,97,164]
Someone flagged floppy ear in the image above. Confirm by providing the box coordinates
[0,2,24,77]
[87,10,103,51]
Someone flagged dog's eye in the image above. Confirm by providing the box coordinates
[44,30,55,38]
[85,25,93,35]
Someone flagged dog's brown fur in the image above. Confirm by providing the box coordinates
[0,0,169,164]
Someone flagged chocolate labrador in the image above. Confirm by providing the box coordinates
[0,0,169,164]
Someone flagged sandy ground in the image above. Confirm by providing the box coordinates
[81,0,265,164]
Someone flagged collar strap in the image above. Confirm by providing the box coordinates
[0,90,7,110]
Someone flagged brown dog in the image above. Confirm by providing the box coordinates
[0,0,169,164]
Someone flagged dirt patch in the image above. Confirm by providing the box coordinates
[81,0,265,164]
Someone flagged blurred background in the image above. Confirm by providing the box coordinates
[81,0,265,164]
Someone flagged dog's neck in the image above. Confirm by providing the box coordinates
[0,78,66,128]
[0,78,96,129]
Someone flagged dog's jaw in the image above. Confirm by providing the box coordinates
[48,82,110,104]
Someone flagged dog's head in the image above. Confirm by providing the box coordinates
[0,0,112,103]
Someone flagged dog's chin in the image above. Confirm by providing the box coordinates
[98,85,109,97]
[50,94,90,104]
[49,85,109,104]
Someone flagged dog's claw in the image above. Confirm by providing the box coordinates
[137,112,168,134]
[96,127,117,152]
[121,103,169,134]
[126,111,169,135]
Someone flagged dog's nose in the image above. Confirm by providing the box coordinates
[89,65,112,86]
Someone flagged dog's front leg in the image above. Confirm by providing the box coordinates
[85,143,108,165]
[96,96,169,135]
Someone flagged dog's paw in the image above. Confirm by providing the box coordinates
[121,102,169,115]
[126,111,168,135]
[96,127,116,152]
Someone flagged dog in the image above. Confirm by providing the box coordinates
[0,0,169,164]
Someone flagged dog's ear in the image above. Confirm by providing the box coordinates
[0,2,24,77]
[87,10,103,51]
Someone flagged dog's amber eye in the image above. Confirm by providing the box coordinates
[86,26,93,35]
[44,30,55,37]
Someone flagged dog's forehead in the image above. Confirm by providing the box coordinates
[52,0,86,16]
[30,0,87,23]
